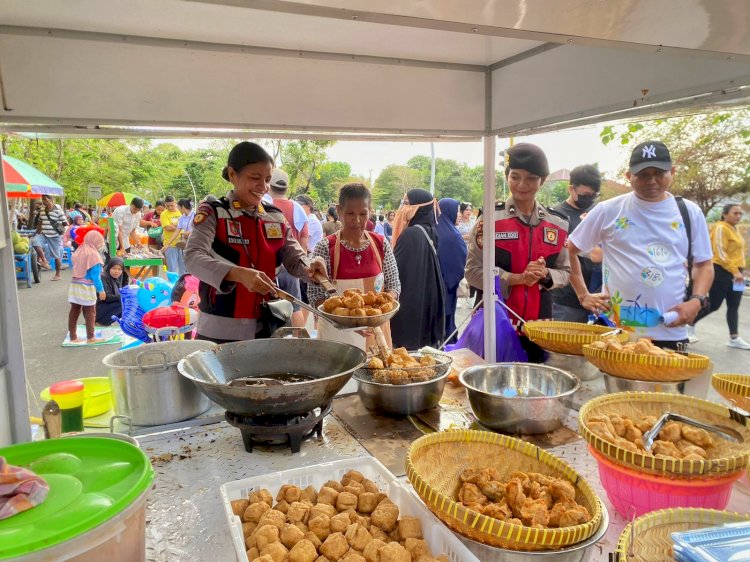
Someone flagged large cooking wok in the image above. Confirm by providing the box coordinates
[177,339,366,416]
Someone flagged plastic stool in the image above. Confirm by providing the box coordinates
[62,246,73,268]
[14,251,32,288]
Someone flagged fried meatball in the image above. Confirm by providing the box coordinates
[243,521,258,538]
[232,499,250,518]
[260,542,288,562]
[309,514,332,541]
[330,512,351,533]
[345,522,373,551]
[257,509,286,530]
[363,539,387,562]
[288,539,319,562]
[370,501,399,532]
[300,486,318,504]
[253,524,280,551]
[320,532,350,561]
[336,492,359,512]
[304,531,323,550]
[404,538,430,561]
[311,503,337,520]
[280,523,306,549]
[324,480,345,493]
[396,516,423,540]
[558,505,591,527]
[318,486,341,506]
[340,551,366,562]
[357,492,379,514]
[287,501,311,524]
[378,541,411,562]
[244,501,271,524]
[274,500,290,514]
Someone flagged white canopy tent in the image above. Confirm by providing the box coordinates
[1,0,749,444]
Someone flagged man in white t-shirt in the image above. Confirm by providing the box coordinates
[568,141,714,348]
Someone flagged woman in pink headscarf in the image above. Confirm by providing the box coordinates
[67,230,107,343]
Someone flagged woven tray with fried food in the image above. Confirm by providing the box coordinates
[524,320,629,355]
[613,508,750,562]
[579,392,750,477]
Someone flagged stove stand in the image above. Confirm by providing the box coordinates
[225,403,332,453]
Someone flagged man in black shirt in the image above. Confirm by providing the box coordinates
[551,165,602,322]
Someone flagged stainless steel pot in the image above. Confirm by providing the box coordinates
[177,339,367,416]
[460,363,580,434]
[102,340,217,426]
[602,372,686,394]
[458,504,609,562]
[544,351,600,381]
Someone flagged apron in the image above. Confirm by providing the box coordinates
[318,231,393,351]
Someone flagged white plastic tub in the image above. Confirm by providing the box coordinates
[9,487,149,562]
[220,456,479,562]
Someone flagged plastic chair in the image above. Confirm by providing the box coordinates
[62,246,73,268]
[14,251,33,288]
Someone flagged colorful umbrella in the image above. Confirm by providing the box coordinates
[2,155,64,196]
[97,192,145,207]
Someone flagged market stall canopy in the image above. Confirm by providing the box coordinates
[2,155,63,196]
[0,0,749,139]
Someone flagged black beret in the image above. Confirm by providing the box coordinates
[505,143,549,177]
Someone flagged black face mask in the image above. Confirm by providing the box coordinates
[575,194,597,209]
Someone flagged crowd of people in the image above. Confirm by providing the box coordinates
[8,138,750,353]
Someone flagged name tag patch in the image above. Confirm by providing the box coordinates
[226,220,248,245]
[543,227,558,245]
[495,231,519,240]
[264,222,283,239]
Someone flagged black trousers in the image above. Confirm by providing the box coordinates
[695,264,743,335]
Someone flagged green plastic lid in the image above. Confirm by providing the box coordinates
[0,437,154,559]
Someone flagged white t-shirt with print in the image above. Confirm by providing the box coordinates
[570,192,711,341]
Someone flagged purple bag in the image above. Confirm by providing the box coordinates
[445,277,528,362]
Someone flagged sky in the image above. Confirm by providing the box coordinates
[157,122,632,183]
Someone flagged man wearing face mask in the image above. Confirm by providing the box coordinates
[551,165,603,322]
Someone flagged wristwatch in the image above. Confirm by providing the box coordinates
[689,294,709,309]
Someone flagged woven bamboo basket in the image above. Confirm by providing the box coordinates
[613,508,750,562]
[581,345,710,382]
[405,430,604,551]
[579,392,750,477]
[524,321,629,355]
[712,373,750,413]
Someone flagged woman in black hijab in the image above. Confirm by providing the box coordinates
[96,257,128,325]
[390,188,446,348]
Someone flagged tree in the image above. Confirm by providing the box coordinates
[600,110,750,214]
[373,165,422,209]
[536,181,569,208]
[308,161,352,206]
[280,140,335,194]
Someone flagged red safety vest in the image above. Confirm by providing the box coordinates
[198,199,286,320]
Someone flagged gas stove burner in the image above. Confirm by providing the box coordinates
[225,403,332,453]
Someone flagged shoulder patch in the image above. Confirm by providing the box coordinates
[475,219,484,249]
[193,211,208,226]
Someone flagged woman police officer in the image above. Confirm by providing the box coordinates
[184,141,327,343]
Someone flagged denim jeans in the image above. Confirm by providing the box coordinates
[164,247,186,277]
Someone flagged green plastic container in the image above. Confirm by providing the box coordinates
[0,437,154,561]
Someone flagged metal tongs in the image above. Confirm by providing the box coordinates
[641,411,744,453]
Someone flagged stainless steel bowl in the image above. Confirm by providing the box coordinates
[354,354,451,415]
[602,372,686,394]
[544,351,600,381]
[460,363,581,434]
[458,503,609,562]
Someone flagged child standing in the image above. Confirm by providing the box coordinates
[68,230,107,343]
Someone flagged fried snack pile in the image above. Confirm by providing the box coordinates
[589,335,683,357]
[230,470,449,562]
[587,413,715,461]
[457,468,591,529]
[322,289,396,318]
[366,348,438,385]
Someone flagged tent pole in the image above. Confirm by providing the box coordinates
[482,135,497,362]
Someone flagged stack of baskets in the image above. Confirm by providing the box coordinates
[613,508,750,562]
[405,430,607,553]
[524,320,628,356]
[579,392,750,517]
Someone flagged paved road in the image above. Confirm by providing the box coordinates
[16,268,750,417]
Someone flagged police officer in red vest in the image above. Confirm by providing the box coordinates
[465,143,571,362]
[185,142,326,343]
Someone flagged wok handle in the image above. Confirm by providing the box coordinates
[313,272,337,294]
[135,349,169,371]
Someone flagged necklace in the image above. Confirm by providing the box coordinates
[355,254,362,265]
[340,238,368,265]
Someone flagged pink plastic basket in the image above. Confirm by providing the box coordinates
[589,446,743,518]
